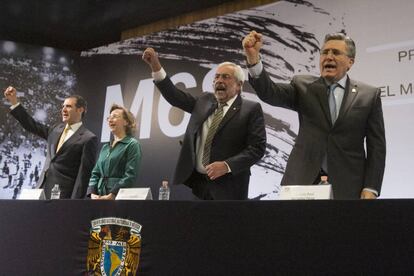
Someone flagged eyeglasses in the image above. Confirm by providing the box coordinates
[106,115,122,121]
[320,48,348,57]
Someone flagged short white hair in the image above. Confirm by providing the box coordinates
[217,62,245,83]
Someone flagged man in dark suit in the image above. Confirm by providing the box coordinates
[142,48,266,200]
[242,31,386,199]
[4,86,98,199]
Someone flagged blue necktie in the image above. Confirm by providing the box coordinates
[322,83,339,173]
[328,83,338,123]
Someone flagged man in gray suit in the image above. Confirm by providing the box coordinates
[142,48,266,200]
[242,31,386,199]
[4,86,98,199]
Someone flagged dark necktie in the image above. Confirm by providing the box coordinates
[202,102,226,166]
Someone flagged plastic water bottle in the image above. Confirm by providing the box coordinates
[158,180,170,200]
[50,184,61,199]
[318,175,329,185]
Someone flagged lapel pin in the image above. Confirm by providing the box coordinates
[351,86,357,93]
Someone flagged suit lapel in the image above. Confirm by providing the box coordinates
[52,124,85,160]
[203,98,217,123]
[51,124,65,159]
[216,94,241,133]
[204,98,217,121]
[311,78,332,126]
[336,78,358,124]
[63,125,84,150]
[194,96,216,134]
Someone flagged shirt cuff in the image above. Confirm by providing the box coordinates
[152,67,167,82]
[10,102,20,110]
[362,188,378,197]
[86,186,97,197]
[247,60,263,78]
[224,161,232,173]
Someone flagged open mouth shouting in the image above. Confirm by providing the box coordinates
[321,61,343,82]
[323,63,337,72]
[215,83,226,93]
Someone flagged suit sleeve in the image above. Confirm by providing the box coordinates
[71,134,98,198]
[225,103,267,174]
[155,76,197,113]
[9,104,50,140]
[249,69,298,111]
[86,147,103,196]
[364,89,386,195]
[109,140,142,195]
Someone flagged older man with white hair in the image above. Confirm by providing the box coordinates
[142,48,266,200]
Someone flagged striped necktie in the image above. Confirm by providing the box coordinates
[202,102,226,167]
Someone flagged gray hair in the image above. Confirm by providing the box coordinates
[324,33,356,59]
[217,62,245,83]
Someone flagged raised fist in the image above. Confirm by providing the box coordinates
[4,86,18,105]
[142,48,162,72]
[242,31,263,65]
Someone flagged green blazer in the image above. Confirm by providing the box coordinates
[88,135,142,196]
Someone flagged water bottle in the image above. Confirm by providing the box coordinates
[318,175,329,185]
[50,184,61,199]
[158,180,170,200]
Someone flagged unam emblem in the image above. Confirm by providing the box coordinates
[87,217,142,275]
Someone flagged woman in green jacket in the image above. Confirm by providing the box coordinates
[88,104,142,200]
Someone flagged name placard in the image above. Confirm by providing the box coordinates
[115,188,153,200]
[18,189,46,200]
[279,185,333,200]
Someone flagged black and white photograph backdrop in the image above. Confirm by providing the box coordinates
[0,42,78,199]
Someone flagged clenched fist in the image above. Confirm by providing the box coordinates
[142,47,162,72]
[4,86,18,105]
[242,31,263,65]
